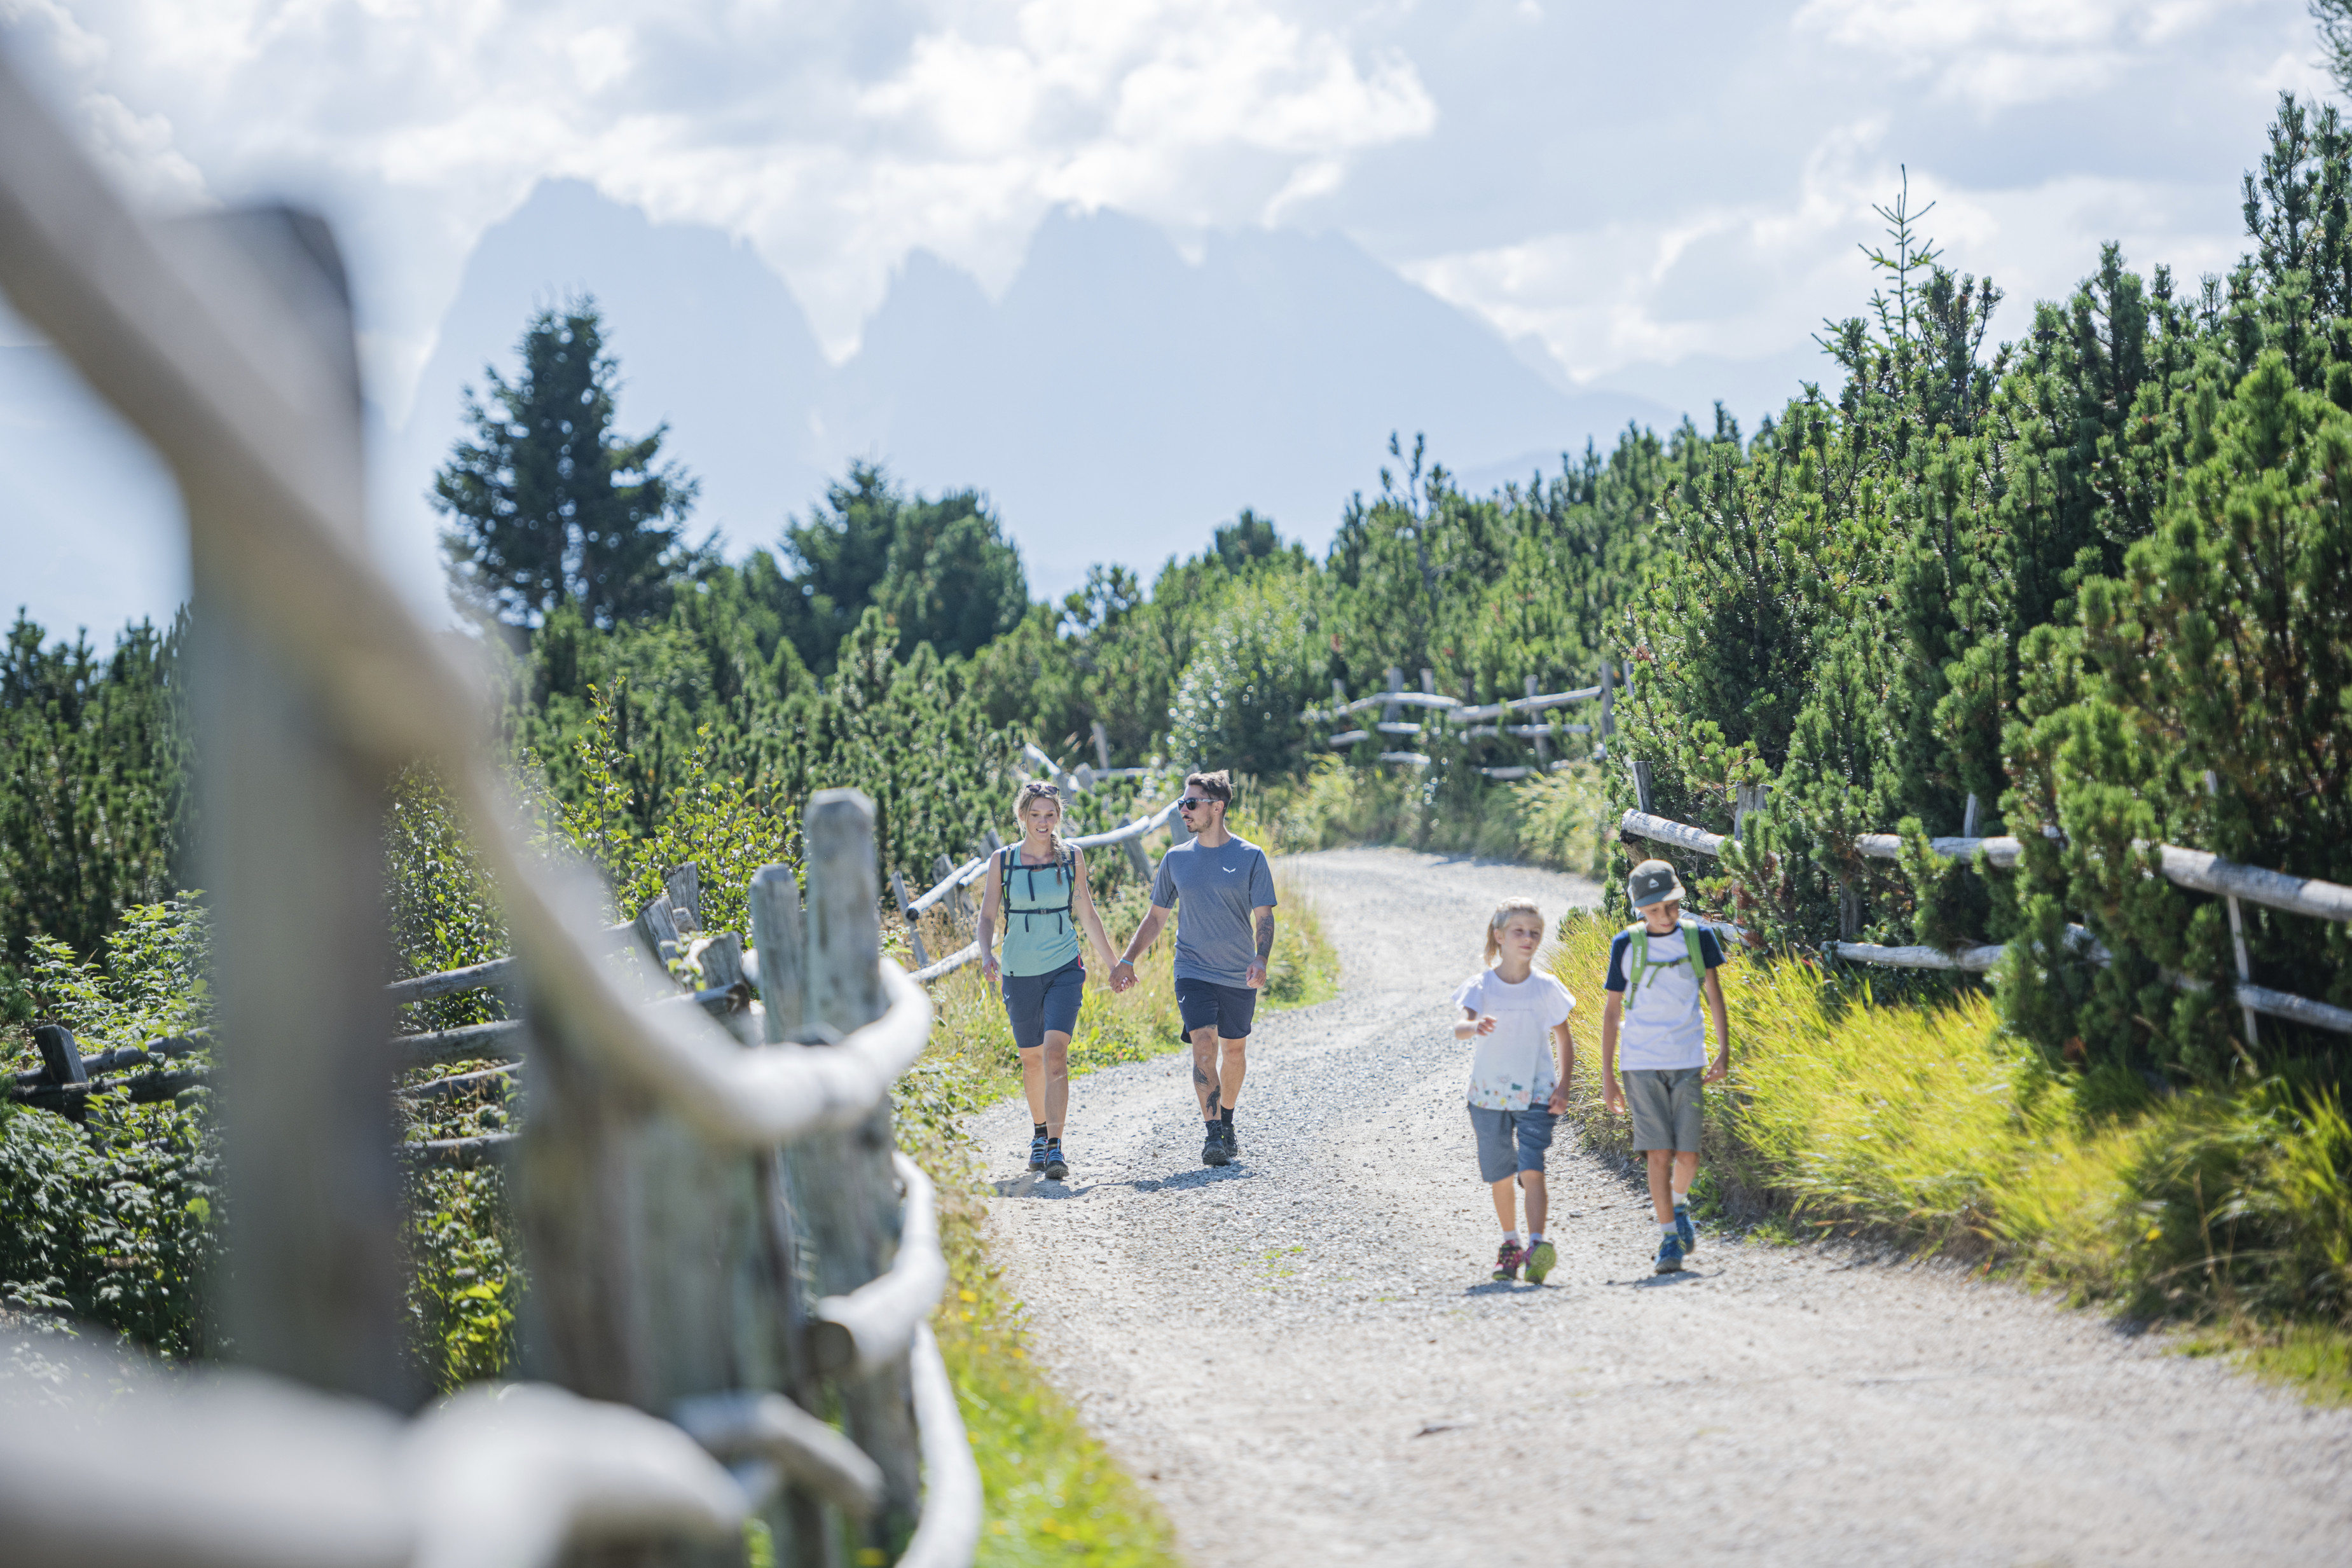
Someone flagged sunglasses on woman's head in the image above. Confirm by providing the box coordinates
[1025,783,1059,797]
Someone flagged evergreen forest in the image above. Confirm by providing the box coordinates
[6,86,2351,1390]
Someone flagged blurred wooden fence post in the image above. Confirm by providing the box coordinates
[1526,675,1551,769]
[892,870,932,970]
[752,865,842,1568]
[791,791,923,1550]
[188,207,408,1407]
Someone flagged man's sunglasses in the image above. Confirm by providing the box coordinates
[1176,797,1221,811]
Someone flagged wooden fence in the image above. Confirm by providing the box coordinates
[0,50,975,1568]
[1614,775,2352,1040]
[1303,662,1621,775]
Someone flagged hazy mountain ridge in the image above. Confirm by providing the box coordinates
[395,184,1678,596]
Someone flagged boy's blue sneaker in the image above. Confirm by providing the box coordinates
[1653,1234,1686,1274]
[1675,1205,1697,1255]
[1027,1134,1049,1171]
[1043,1141,1068,1181]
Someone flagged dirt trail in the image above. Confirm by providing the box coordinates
[974,848,2352,1566]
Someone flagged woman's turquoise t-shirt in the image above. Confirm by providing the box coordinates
[999,846,1082,976]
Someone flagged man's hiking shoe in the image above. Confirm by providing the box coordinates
[1044,1142,1068,1181]
[1027,1134,1049,1172]
[1522,1238,1557,1285]
[1674,1205,1697,1255]
[1221,1122,1240,1159]
[1653,1234,1686,1274]
[1492,1241,1525,1282]
[1202,1126,1232,1167]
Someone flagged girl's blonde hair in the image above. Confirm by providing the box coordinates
[1010,780,1067,851]
[1483,897,1546,966]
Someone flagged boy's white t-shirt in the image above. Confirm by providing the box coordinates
[1604,919,1726,1070]
[1451,966,1576,1111]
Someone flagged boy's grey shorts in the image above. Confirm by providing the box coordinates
[1469,1104,1558,1184]
[1623,1067,1704,1152]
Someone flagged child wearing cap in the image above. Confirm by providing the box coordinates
[1600,859,1730,1274]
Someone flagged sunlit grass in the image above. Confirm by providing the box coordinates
[1545,907,2352,1401]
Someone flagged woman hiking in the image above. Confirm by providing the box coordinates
[980,780,1117,1181]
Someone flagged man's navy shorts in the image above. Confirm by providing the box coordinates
[1174,977,1258,1038]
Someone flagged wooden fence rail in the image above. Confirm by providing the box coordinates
[0,50,976,1568]
[1616,802,2352,1038]
[1303,662,1621,777]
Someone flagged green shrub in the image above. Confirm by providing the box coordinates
[0,898,217,1358]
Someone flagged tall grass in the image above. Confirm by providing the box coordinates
[1546,909,2352,1400]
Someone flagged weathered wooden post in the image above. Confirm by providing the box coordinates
[518,871,813,1566]
[186,207,409,1408]
[1599,657,1617,753]
[1961,793,1981,841]
[790,791,923,1550]
[1526,674,1551,769]
[2204,771,2260,1049]
[1090,720,1111,771]
[1630,760,1655,816]
[1734,784,1768,841]
[30,1025,86,1124]
[751,865,844,1568]
[892,870,932,970]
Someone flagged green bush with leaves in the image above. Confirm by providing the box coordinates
[0,898,217,1358]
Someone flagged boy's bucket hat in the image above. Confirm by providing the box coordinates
[1627,858,1686,910]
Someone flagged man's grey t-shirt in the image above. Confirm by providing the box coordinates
[1149,834,1277,986]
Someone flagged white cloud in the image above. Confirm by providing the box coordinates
[1796,0,2267,108]
[3,0,211,206]
[15,0,1434,408]
[1403,109,2253,390]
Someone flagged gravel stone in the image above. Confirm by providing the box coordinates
[975,848,2352,1565]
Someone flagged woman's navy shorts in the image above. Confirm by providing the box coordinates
[1003,957,1085,1050]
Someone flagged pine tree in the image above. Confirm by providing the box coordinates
[434,299,698,629]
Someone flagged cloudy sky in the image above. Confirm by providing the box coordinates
[0,0,2332,633]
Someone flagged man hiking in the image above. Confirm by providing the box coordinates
[1111,771,1275,1167]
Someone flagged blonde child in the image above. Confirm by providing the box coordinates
[1452,898,1577,1283]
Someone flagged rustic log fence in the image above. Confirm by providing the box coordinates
[0,49,975,1568]
[1613,781,2352,1039]
[1302,661,1621,775]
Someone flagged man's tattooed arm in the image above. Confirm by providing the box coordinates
[1255,909,1276,962]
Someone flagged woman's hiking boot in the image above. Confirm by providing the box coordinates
[1653,1234,1686,1274]
[1492,1240,1525,1282]
[1027,1133,1049,1172]
[1674,1205,1697,1255]
[1044,1141,1068,1181]
[1522,1238,1557,1284]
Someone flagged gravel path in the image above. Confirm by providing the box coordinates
[973,848,2352,1566]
